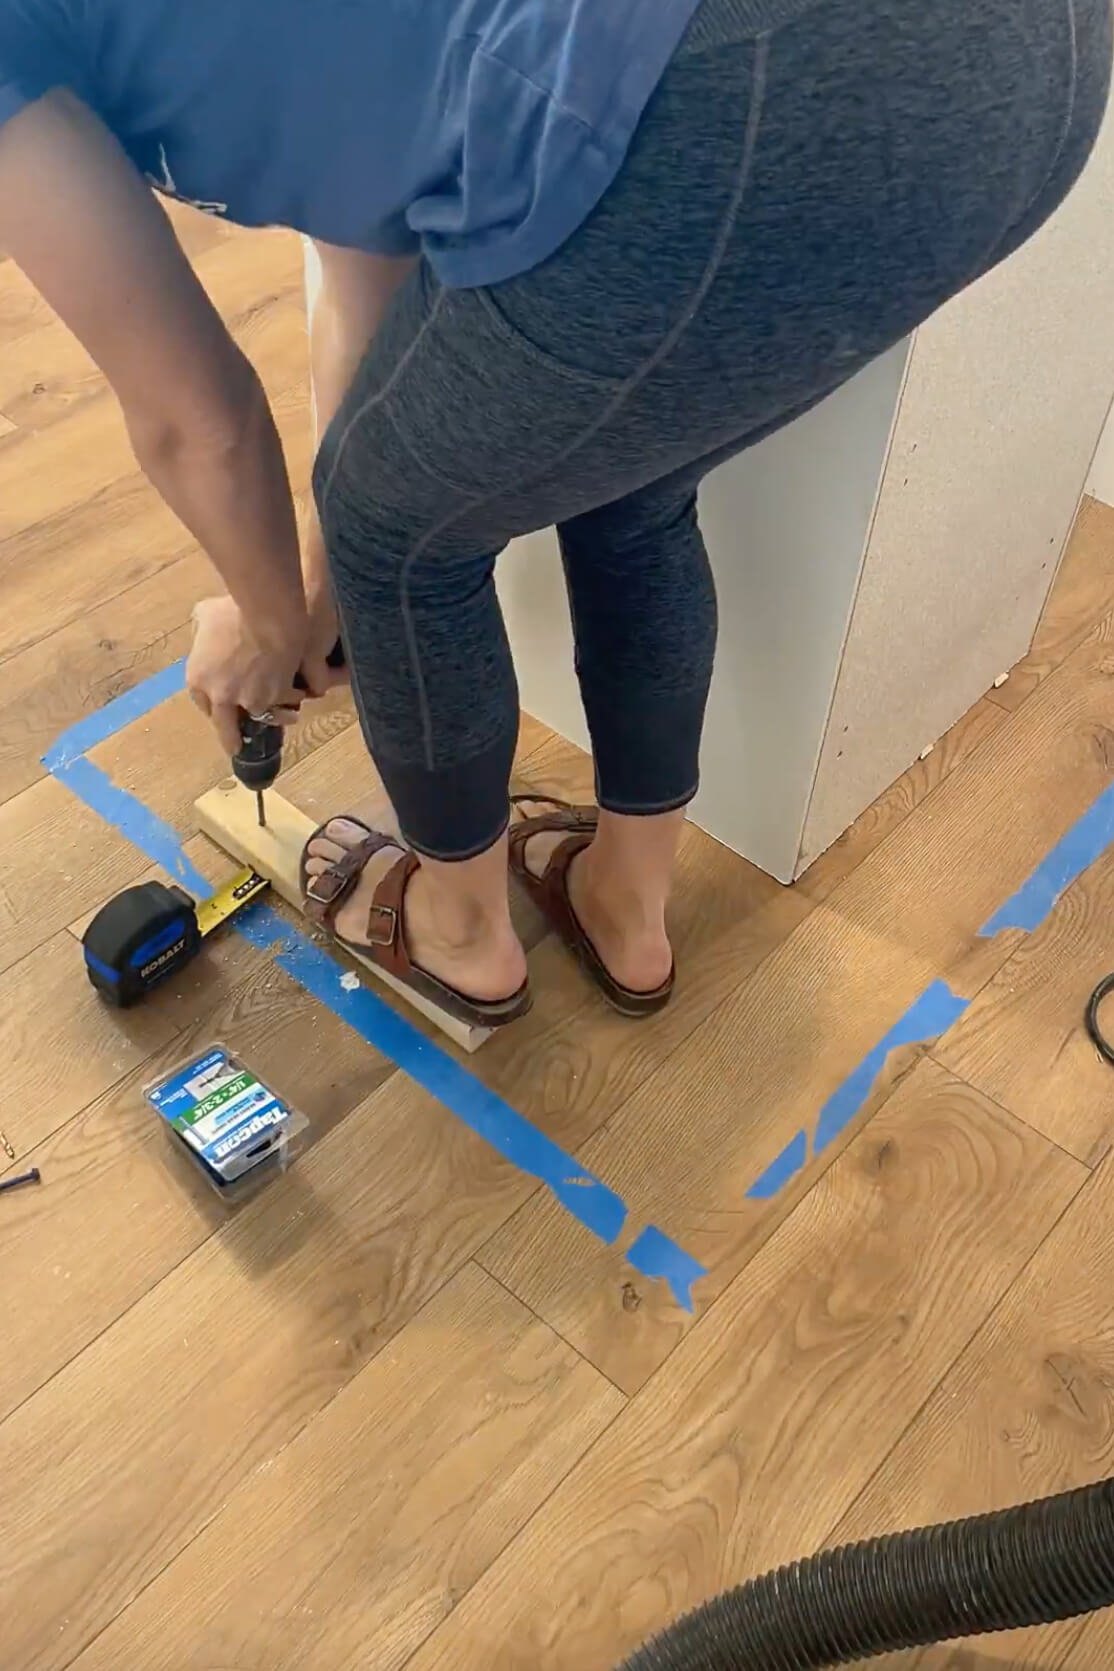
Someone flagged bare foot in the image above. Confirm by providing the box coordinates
[304,819,526,1003]
[517,828,673,993]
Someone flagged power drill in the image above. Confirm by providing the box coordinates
[232,638,345,826]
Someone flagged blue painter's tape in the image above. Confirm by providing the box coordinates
[746,1129,808,1200]
[271,928,628,1242]
[54,756,211,895]
[979,778,1114,937]
[811,980,968,1158]
[625,1225,706,1312]
[42,658,186,771]
[49,742,629,1247]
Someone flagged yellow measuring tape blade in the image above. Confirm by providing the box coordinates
[194,866,270,939]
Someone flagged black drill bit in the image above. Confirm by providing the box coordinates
[231,641,346,828]
[232,714,284,831]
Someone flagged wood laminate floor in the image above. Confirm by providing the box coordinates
[4,208,1114,1670]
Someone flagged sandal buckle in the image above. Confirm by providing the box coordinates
[365,903,397,947]
[305,871,343,906]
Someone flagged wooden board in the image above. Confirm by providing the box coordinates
[195,777,492,1052]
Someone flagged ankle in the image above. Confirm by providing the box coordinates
[574,845,668,937]
[413,866,515,952]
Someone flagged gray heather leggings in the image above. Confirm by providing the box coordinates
[315,0,1111,862]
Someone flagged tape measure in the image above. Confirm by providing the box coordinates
[82,868,269,1007]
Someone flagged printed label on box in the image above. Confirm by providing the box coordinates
[147,1047,290,1177]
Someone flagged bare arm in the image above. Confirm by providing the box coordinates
[0,90,305,652]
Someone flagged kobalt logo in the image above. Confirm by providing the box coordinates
[140,941,186,979]
[213,1107,284,1161]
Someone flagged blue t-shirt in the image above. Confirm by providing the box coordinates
[0,0,701,286]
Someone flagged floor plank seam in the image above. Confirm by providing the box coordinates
[0,272,302,375]
[0,926,157,1006]
[924,1052,1100,1171]
[464,947,802,1289]
[984,593,1114,716]
[463,919,901,1343]
[0,959,415,1412]
[46,1454,263,1671]
[0,1130,224,1430]
[41,1244,586,1671]
[817,1155,1098,1556]
[0,533,195,674]
[393,1338,633,1671]
[473,1259,633,1398]
[566,1042,1085,1418]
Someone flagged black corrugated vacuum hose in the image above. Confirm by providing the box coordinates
[618,1480,1114,1670]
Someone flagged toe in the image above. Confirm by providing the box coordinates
[522,830,565,880]
[305,836,349,873]
[323,817,369,847]
[306,819,371,872]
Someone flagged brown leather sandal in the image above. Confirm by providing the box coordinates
[300,817,532,1029]
[508,796,674,1019]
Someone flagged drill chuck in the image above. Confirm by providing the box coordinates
[233,715,285,794]
[229,638,345,811]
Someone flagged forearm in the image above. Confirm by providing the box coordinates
[130,365,306,644]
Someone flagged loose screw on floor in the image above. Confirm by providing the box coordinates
[0,1167,41,1195]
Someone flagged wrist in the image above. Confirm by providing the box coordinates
[249,596,309,655]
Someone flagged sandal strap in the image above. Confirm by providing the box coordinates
[364,849,421,978]
[511,821,675,1017]
[510,794,597,829]
[300,819,533,1027]
[531,830,595,930]
[508,797,598,880]
[303,823,396,929]
[301,817,421,978]
[303,822,421,975]
[510,793,574,814]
